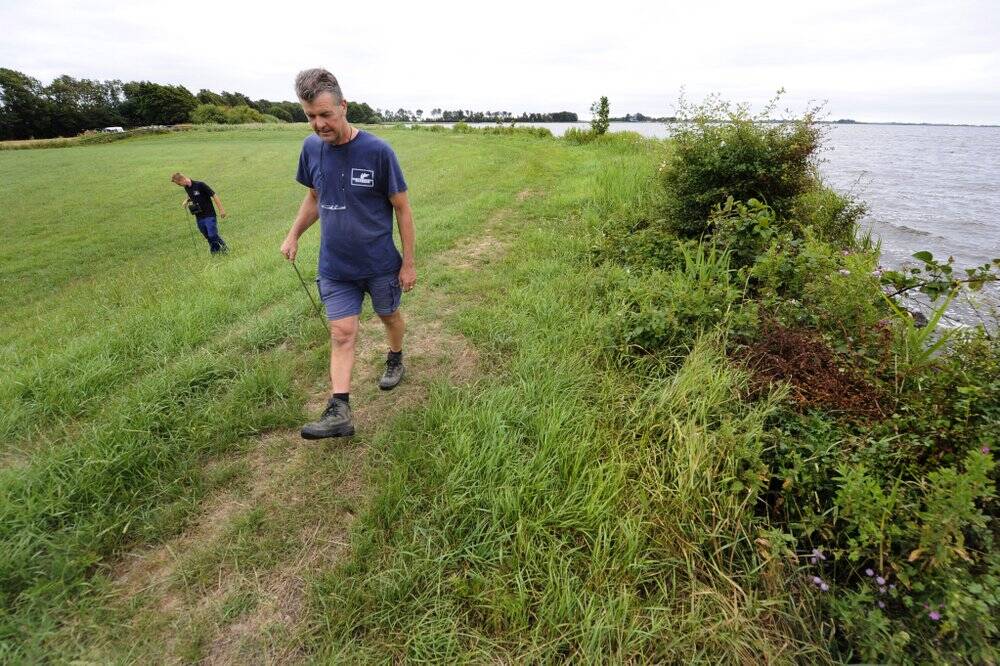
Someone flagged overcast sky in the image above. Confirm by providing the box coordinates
[3,0,998,124]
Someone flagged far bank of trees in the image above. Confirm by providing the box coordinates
[1,68,580,140]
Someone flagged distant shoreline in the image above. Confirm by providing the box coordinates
[416,119,1000,129]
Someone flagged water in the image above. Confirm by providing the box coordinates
[460,121,1000,323]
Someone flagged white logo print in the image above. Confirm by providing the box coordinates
[351,168,374,188]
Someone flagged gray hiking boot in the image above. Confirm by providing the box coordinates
[300,397,354,439]
[379,353,405,391]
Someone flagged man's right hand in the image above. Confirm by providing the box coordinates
[280,236,298,261]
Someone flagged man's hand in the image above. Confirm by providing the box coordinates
[280,236,298,262]
[399,263,417,292]
[220,211,228,219]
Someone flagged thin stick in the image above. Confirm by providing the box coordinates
[291,260,328,330]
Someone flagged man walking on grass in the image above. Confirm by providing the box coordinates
[172,172,229,254]
[280,68,416,439]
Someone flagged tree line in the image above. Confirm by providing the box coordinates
[1,68,580,141]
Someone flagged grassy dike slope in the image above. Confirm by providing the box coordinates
[1,125,678,661]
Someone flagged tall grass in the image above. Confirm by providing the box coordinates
[306,141,825,662]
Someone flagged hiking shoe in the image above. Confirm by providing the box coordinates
[300,397,354,439]
[379,354,405,391]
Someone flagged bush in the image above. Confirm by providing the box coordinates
[792,187,867,248]
[224,104,266,124]
[759,327,1000,663]
[190,103,228,124]
[659,96,821,237]
[609,244,751,359]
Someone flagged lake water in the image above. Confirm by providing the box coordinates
[465,121,1000,323]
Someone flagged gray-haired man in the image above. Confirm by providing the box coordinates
[280,68,416,439]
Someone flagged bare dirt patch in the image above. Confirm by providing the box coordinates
[439,234,507,270]
[103,306,480,663]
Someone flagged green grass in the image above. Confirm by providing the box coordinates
[2,124,831,662]
[304,138,823,663]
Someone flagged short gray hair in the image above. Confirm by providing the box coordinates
[295,68,344,103]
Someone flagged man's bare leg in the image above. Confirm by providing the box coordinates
[329,315,359,393]
[377,310,406,390]
[378,309,405,353]
[300,314,358,439]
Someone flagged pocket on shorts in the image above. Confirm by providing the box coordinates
[370,274,401,314]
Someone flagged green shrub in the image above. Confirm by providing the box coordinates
[659,97,821,237]
[761,328,1000,663]
[792,187,867,247]
[190,103,228,124]
[609,244,751,358]
[224,105,266,124]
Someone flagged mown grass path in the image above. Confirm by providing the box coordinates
[2,125,621,662]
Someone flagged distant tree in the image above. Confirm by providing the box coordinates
[590,96,610,135]
[121,81,197,125]
[0,68,52,139]
[415,109,423,121]
[346,101,378,124]
[197,89,225,106]
[265,105,293,122]
[220,90,253,108]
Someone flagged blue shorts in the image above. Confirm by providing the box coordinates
[317,273,402,321]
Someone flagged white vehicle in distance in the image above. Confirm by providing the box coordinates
[101,126,125,133]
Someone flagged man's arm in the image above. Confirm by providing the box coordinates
[280,188,320,262]
[212,194,227,218]
[390,191,416,291]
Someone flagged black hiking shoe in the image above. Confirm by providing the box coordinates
[379,354,405,391]
[300,397,354,439]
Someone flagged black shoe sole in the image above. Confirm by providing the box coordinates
[300,426,355,440]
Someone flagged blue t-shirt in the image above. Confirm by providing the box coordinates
[296,130,407,280]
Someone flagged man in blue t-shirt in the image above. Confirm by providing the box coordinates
[172,172,229,254]
[280,68,417,439]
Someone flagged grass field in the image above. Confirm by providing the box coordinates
[2,124,694,661]
[6,123,992,663]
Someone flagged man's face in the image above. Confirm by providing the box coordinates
[301,92,349,143]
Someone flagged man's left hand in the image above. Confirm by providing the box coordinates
[399,264,417,293]
[220,211,228,219]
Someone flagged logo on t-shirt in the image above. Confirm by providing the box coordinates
[351,168,374,188]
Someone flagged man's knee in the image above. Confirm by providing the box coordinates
[378,309,403,325]
[329,319,358,347]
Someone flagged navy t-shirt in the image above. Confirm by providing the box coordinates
[296,131,407,280]
[184,180,216,219]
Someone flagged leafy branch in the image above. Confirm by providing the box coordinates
[879,252,1000,301]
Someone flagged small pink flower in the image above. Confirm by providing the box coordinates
[929,610,941,621]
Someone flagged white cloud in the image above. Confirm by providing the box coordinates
[1,0,998,123]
